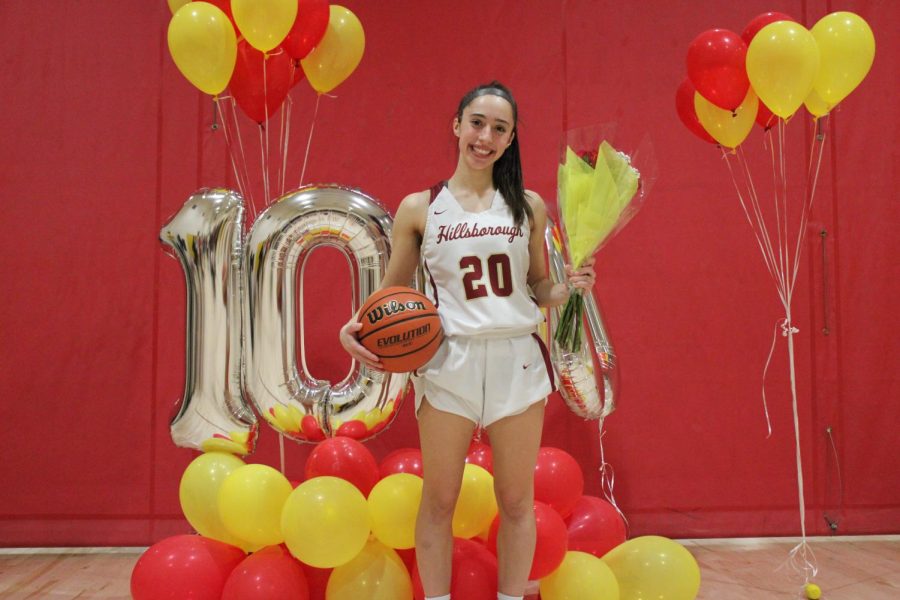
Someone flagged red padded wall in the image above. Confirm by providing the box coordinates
[0,0,896,545]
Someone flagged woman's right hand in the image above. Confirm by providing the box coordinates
[339,319,383,370]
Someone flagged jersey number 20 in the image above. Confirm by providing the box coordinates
[460,254,513,300]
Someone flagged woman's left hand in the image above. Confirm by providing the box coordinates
[565,256,597,290]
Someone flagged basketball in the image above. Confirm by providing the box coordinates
[357,286,443,373]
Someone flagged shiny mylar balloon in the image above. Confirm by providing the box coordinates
[243,185,410,442]
[602,536,701,600]
[746,21,820,118]
[694,88,758,149]
[167,3,237,95]
[160,189,257,454]
[811,12,875,107]
[232,0,297,53]
[545,220,618,419]
[301,5,365,93]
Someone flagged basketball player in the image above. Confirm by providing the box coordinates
[340,82,596,600]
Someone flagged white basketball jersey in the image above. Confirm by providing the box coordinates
[420,183,544,337]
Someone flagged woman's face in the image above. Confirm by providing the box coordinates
[453,94,515,170]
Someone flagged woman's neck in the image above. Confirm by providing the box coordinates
[449,160,494,196]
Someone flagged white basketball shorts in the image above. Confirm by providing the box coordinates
[411,332,556,427]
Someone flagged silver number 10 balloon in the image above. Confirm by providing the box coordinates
[160,185,409,454]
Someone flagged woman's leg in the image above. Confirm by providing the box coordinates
[415,398,477,597]
[486,400,545,597]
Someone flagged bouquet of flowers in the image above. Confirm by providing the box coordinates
[554,127,649,352]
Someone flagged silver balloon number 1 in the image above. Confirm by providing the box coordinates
[160,185,409,454]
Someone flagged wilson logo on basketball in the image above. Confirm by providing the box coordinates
[365,299,427,325]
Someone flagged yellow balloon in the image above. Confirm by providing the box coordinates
[694,89,758,149]
[452,464,498,539]
[540,551,619,600]
[179,452,249,548]
[602,536,700,600]
[167,0,190,15]
[368,473,423,549]
[218,464,292,548]
[746,21,820,118]
[327,540,413,600]
[282,476,371,568]
[811,12,875,105]
[167,2,237,95]
[804,89,831,118]
[301,5,365,93]
[232,0,297,53]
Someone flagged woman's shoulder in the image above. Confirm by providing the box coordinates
[524,189,547,218]
[394,190,431,234]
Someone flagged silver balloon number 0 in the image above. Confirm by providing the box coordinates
[161,185,409,454]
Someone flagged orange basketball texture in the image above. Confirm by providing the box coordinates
[357,287,443,373]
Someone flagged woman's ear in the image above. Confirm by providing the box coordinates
[453,117,460,137]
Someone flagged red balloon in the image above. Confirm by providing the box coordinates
[230,41,295,124]
[305,436,379,496]
[565,495,626,558]
[742,12,797,46]
[396,547,418,575]
[675,77,716,144]
[283,0,329,60]
[534,447,584,519]
[485,501,567,580]
[412,538,498,600]
[335,419,368,439]
[755,100,777,130]
[686,28,749,111]
[300,564,331,600]
[301,415,326,441]
[131,535,245,600]
[222,545,309,600]
[465,440,494,473]
[379,447,424,478]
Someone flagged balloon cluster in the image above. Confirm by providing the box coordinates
[132,439,701,600]
[166,0,364,122]
[677,11,875,148]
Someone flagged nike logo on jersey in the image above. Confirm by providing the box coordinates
[434,209,447,215]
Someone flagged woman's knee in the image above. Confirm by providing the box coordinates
[420,484,461,520]
[495,485,534,521]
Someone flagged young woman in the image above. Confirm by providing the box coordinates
[340,81,595,600]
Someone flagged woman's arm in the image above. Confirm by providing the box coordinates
[339,191,429,367]
[525,191,595,308]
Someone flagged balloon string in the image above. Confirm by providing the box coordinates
[279,94,293,197]
[214,97,244,199]
[279,432,286,476]
[228,96,257,220]
[262,53,272,205]
[218,96,257,220]
[299,93,322,187]
[736,146,784,293]
[722,150,781,287]
[597,418,628,533]
[788,117,828,297]
[258,125,269,208]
